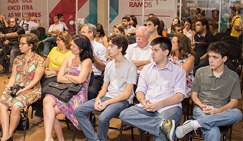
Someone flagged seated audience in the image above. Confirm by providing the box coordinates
[146,17,161,41]
[170,34,195,97]
[112,24,125,36]
[0,14,8,31]
[122,16,136,35]
[0,33,45,141]
[173,24,183,36]
[120,37,186,141]
[176,41,242,140]
[95,23,108,48]
[79,23,107,100]
[167,17,180,34]
[42,15,65,57]
[56,13,69,32]
[19,13,40,34]
[74,35,137,141]
[183,18,195,47]
[31,31,72,125]
[126,15,138,35]
[194,19,216,72]
[0,17,25,73]
[130,15,138,29]
[43,35,94,141]
[125,26,152,71]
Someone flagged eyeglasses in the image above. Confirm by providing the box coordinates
[19,42,28,46]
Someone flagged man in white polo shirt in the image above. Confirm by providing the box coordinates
[125,26,152,71]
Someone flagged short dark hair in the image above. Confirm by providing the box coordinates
[19,33,39,52]
[172,23,183,32]
[151,37,172,55]
[230,5,241,14]
[109,35,128,55]
[146,17,162,35]
[196,19,209,31]
[56,13,64,19]
[207,41,228,58]
[73,35,94,62]
[122,16,130,21]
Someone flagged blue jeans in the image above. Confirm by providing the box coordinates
[43,36,56,57]
[193,106,242,141]
[119,106,182,141]
[74,96,129,141]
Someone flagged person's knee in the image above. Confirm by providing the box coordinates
[11,106,21,115]
[119,109,130,120]
[74,106,85,117]
[0,103,8,111]
[43,95,55,108]
[231,109,243,121]
[98,115,110,125]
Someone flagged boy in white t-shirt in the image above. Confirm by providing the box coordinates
[74,35,137,141]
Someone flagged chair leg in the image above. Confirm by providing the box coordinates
[146,132,149,141]
[65,117,70,130]
[23,106,30,141]
[118,122,123,141]
[72,127,76,141]
[131,127,134,139]
[139,129,143,141]
[229,125,233,141]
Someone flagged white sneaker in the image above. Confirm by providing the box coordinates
[176,120,197,139]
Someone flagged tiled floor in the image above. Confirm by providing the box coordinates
[0,73,242,141]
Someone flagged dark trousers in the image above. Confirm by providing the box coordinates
[0,45,19,72]
[88,75,103,100]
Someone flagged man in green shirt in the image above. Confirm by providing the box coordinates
[176,41,242,141]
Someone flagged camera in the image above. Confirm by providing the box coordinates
[10,85,24,97]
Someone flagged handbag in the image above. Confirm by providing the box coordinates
[42,82,81,102]
[16,112,29,131]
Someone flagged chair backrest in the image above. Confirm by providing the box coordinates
[37,27,46,37]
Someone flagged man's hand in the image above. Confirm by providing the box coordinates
[3,40,9,45]
[143,101,161,112]
[141,99,150,108]
[94,97,102,111]
[98,101,108,111]
[0,34,4,38]
[200,104,221,114]
[203,106,221,114]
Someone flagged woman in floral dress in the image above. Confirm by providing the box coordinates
[170,34,195,98]
[0,33,45,141]
[43,35,94,141]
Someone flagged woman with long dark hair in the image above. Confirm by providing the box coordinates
[43,35,94,141]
